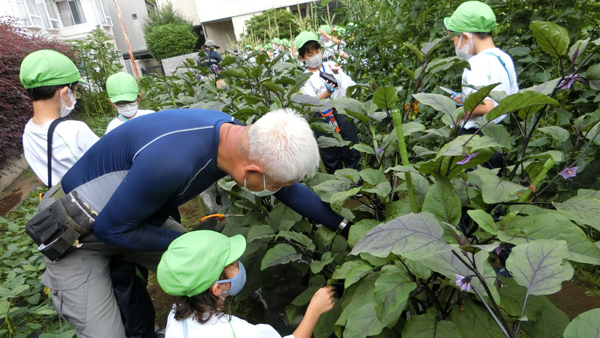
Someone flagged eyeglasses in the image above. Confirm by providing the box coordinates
[114,101,137,107]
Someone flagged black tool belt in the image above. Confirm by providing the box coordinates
[26,190,95,262]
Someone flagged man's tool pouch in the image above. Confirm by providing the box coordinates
[26,191,95,262]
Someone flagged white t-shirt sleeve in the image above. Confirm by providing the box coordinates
[75,122,99,153]
[105,118,123,134]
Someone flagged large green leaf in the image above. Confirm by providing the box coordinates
[402,314,463,338]
[351,212,452,260]
[481,123,512,151]
[521,296,569,338]
[498,214,600,265]
[361,182,392,199]
[360,169,387,185]
[374,271,416,326]
[268,203,302,231]
[348,219,379,248]
[421,249,499,302]
[475,168,529,204]
[485,91,559,122]
[261,244,301,270]
[336,272,379,327]
[467,209,497,234]
[506,239,574,296]
[538,126,570,142]
[332,96,366,115]
[317,135,350,148]
[312,180,353,202]
[247,224,276,242]
[553,196,600,231]
[330,187,361,213]
[521,78,561,96]
[422,176,461,226]
[463,83,500,113]
[413,93,457,115]
[436,135,473,159]
[310,252,335,274]
[373,86,399,110]
[450,300,505,338]
[469,135,506,152]
[276,231,316,252]
[563,308,600,338]
[335,168,361,183]
[530,21,570,59]
[344,302,385,338]
[578,189,600,200]
[345,262,373,288]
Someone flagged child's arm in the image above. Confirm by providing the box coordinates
[292,286,335,338]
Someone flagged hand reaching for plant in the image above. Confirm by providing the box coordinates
[307,286,336,315]
[293,286,336,338]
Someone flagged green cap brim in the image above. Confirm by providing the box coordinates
[225,234,247,266]
[110,93,138,103]
[443,17,452,31]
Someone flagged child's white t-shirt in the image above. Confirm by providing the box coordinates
[165,309,294,338]
[23,119,99,186]
[461,47,519,130]
[301,61,356,99]
[105,109,155,134]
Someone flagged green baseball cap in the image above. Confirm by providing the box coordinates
[272,38,282,45]
[106,72,139,102]
[20,49,87,89]
[336,26,347,36]
[281,39,291,47]
[319,25,332,35]
[264,43,274,51]
[444,1,496,33]
[157,231,247,297]
[294,31,320,50]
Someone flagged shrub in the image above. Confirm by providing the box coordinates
[71,26,124,119]
[244,9,301,41]
[0,18,75,170]
[145,23,197,61]
[142,2,191,35]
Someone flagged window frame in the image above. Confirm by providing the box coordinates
[55,0,87,27]
[95,0,113,27]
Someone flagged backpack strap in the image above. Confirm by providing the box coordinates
[47,118,65,188]
[482,51,511,85]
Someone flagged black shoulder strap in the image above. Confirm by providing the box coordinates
[47,118,65,188]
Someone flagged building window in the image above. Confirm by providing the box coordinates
[56,0,86,27]
[94,0,112,26]
[16,0,60,29]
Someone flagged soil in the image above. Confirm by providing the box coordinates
[0,173,39,216]
[547,280,600,320]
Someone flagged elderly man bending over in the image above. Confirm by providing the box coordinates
[38,108,349,338]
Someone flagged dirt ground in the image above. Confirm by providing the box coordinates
[547,280,600,320]
[0,173,39,216]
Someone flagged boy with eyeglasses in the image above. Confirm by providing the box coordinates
[105,72,155,134]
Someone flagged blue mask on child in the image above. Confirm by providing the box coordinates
[215,261,246,296]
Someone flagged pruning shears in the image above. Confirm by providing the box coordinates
[199,213,244,222]
[439,86,463,107]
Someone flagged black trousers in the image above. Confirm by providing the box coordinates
[314,110,361,174]
[110,256,157,338]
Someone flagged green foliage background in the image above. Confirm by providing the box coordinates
[143,3,198,61]
[243,9,301,42]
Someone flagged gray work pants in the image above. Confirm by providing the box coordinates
[38,185,186,338]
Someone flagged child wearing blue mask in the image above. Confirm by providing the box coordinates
[158,231,335,338]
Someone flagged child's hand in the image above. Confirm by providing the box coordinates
[307,286,335,316]
[330,64,342,73]
[453,93,464,105]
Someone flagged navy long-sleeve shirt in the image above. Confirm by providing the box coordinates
[62,109,343,251]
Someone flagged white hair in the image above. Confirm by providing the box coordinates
[248,108,320,183]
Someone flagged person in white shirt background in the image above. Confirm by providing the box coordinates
[444,0,519,133]
[295,31,362,174]
[158,231,335,338]
[105,72,155,134]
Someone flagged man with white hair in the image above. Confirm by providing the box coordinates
[36,108,349,338]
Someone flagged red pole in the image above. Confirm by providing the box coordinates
[113,0,140,79]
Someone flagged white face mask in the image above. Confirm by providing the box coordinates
[116,102,139,118]
[241,173,281,197]
[305,51,323,69]
[59,88,76,117]
[455,33,474,61]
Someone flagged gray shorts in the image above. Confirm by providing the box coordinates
[38,186,186,337]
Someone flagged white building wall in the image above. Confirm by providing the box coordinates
[231,13,259,40]
[203,20,236,50]
[155,0,200,25]
[194,0,311,23]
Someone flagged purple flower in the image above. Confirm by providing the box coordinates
[377,146,383,154]
[558,74,581,90]
[455,274,472,292]
[559,166,579,179]
[457,153,478,165]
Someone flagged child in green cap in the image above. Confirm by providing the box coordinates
[19,49,99,188]
[294,31,361,174]
[158,231,335,338]
[105,72,155,134]
[444,1,519,133]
